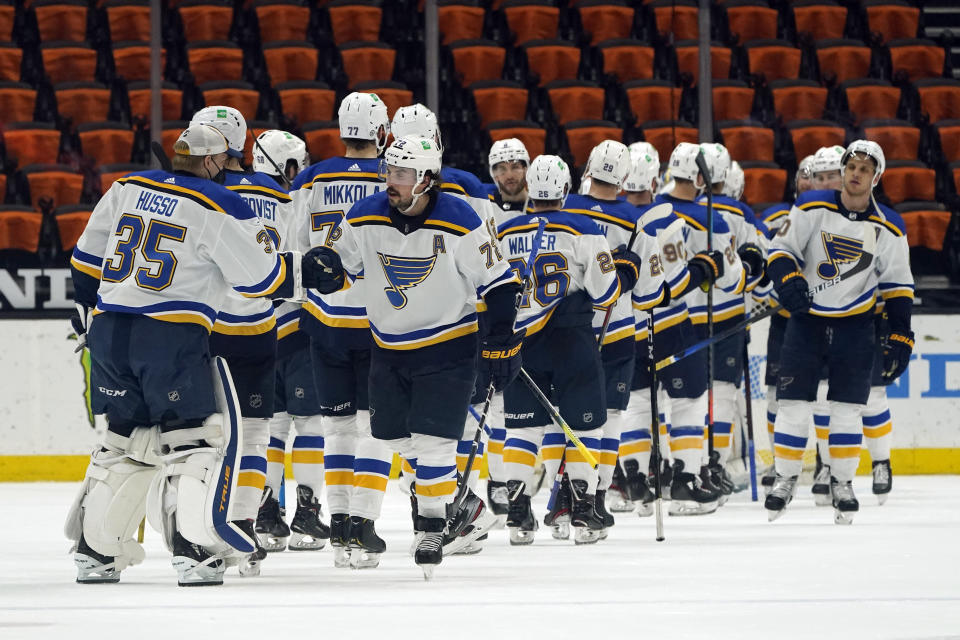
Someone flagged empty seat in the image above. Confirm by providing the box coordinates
[438,1,485,45]
[712,80,755,122]
[0,43,22,82]
[34,0,88,42]
[547,80,604,126]
[77,122,134,166]
[792,0,846,41]
[503,0,560,46]
[651,0,698,41]
[178,0,235,42]
[599,39,656,83]
[861,118,920,161]
[3,122,61,167]
[895,201,951,252]
[578,1,634,45]
[264,41,318,85]
[741,161,787,204]
[350,80,412,119]
[816,39,872,84]
[41,42,99,84]
[471,79,528,127]
[328,0,382,45]
[624,80,683,124]
[112,41,166,83]
[675,41,731,84]
[524,39,580,87]
[888,39,946,82]
[787,119,846,161]
[864,0,919,43]
[771,79,827,122]
[55,81,111,126]
[450,40,506,87]
[0,2,14,42]
[935,120,960,163]
[128,80,183,121]
[20,163,84,209]
[488,119,546,158]
[339,41,395,85]
[745,39,802,82]
[105,0,152,42]
[277,80,336,126]
[565,120,622,166]
[879,160,935,203]
[842,78,901,123]
[187,41,245,85]
[719,120,775,162]
[302,120,346,160]
[54,204,93,252]
[99,162,146,194]
[0,206,42,253]
[642,119,698,162]
[0,82,37,123]
[725,0,778,43]
[200,81,260,122]
[915,79,960,124]
[254,0,311,43]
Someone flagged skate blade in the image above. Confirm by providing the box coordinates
[717,494,729,507]
[75,554,120,584]
[443,507,498,556]
[636,503,654,518]
[349,550,381,569]
[420,565,436,580]
[238,555,261,577]
[834,509,856,525]
[453,540,484,555]
[598,528,609,541]
[288,532,327,551]
[173,556,224,587]
[812,489,832,507]
[876,493,889,506]
[573,527,601,545]
[766,508,786,522]
[332,546,351,568]
[508,527,535,546]
[668,500,718,516]
[550,522,570,540]
[256,533,288,552]
[609,500,635,513]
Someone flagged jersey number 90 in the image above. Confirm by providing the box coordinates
[102,213,187,291]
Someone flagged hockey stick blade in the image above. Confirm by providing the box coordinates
[151,140,172,172]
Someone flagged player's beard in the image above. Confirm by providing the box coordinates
[387,187,413,211]
[498,179,525,198]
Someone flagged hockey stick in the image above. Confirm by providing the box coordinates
[519,370,599,469]
[151,140,172,172]
[742,338,758,502]
[647,312,665,541]
[254,137,292,188]
[694,151,716,460]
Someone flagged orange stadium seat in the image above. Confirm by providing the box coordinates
[471,80,528,127]
[0,43,22,82]
[642,120,697,162]
[915,79,960,123]
[264,42,318,85]
[741,161,786,204]
[41,42,98,84]
[771,79,827,122]
[98,162,146,194]
[0,82,37,123]
[935,120,960,162]
[302,121,346,160]
[450,40,506,87]
[745,39,802,82]
[187,41,244,85]
[724,0,778,43]
[842,79,901,123]
[254,0,311,43]
[816,39,872,84]
[128,81,183,120]
[888,39,946,82]
[350,80,412,119]
[244,121,275,160]
[864,0,919,43]
[200,81,260,122]
[895,201,951,252]
[879,161,935,204]
[178,0,235,42]
[55,82,111,125]
[787,119,846,161]
[599,39,656,83]
[0,206,42,253]
[488,120,545,158]
[951,160,960,194]
[792,0,846,41]
[112,42,166,84]
[547,80,604,126]
[438,2,485,45]
[34,0,88,42]
[327,0,382,45]
[651,0,698,41]
[0,3,13,42]
[713,80,755,122]
[3,123,61,167]
[524,39,579,87]
[339,41,395,85]
[565,120,622,166]
[77,122,135,166]
[53,204,92,252]
[862,119,920,161]
[276,81,336,125]
[675,41,731,84]
[106,0,152,42]
[20,164,85,209]
[578,1,634,46]
[503,0,560,46]
[624,80,683,124]
[162,120,189,155]
[719,121,775,162]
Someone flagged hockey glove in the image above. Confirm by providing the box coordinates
[70,304,91,353]
[774,270,811,314]
[302,246,345,294]
[881,331,914,384]
[612,248,643,293]
[688,250,725,291]
[737,243,766,280]
[479,330,525,391]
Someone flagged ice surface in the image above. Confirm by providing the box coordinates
[2,477,959,640]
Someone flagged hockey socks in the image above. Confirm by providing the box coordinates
[235,417,269,522]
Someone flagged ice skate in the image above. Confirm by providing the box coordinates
[669,461,719,516]
[230,520,266,577]
[761,465,776,497]
[811,453,832,506]
[172,531,225,587]
[506,480,537,545]
[570,479,604,544]
[414,516,444,580]
[831,477,859,525]
[764,473,798,522]
[329,513,351,567]
[454,533,486,555]
[74,536,120,584]
[872,459,892,505]
[594,490,614,539]
[702,455,731,507]
[658,459,673,501]
[443,486,498,556]
[609,461,632,511]
[623,459,654,517]
[348,516,385,569]
[486,479,509,525]
[543,474,570,540]
[255,487,290,552]
[289,485,330,551]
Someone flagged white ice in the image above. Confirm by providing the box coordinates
[2,477,959,640]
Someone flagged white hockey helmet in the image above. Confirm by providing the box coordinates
[190,105,246,159]
[797,154,815,180]
[338,92,390,154]
[391,103,443,153]
[488,138,529,177]
[380,135,442,185]
[811,145,845,175]
[527,154,571,204]
[841,139,885,186]
[623,148,660,193]
[252,129,309,181]
[628,141,660,166]
[668,142,705,185]
[700,142,731,185]
[723,160,745,200]
[583,139,631,188]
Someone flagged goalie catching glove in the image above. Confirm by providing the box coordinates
[479,330,525,391]
[881,331,914,384]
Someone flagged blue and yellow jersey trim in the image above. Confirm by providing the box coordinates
[673,211,707,232]
[595,315,635,345]
[117,175,226,214]
[650,302,690,333]
[369,313,478,350]
[666,266,691,299]
[593,278,621,308]
[234,255,287,298]
[562,208,635,231]
[70,247,103,279]
[276,308,301,339]
[688,298,746,325]
[212,308,276,336]
[303,290,368,329]
[478,269,522,296]
[300,171,382,189]
[724,265,748,295]
[516,305,558,337]
[632,283,667,311]
[798,199,839,212]
[226,184,293,202]
[768,249,802,269]
[868,214,904,237]
[878,281,914,300]
[440,182,467,195]
[697,200,745,218]
[809,289,876,318]
[95,297,217,331]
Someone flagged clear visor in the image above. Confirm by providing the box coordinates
[491,160,526,175]
[378,161,419,186]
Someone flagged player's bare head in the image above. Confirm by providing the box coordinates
[172,124,229,180]
[583,140,631,196]
[668,142,706,197]
[381,135,442,214]
[488,138,529,199]
[841,140,885,197]
[795,155,815,195]
[391,103,443,153]
[526,154,570,211]
[338,92,390,156]
[811,145,844,190]
[190,105,246,169]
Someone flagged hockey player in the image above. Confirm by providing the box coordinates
[304,135,519,578]
[252,129,310,189]
[723,161,745,201]
[622,142,660,207]
[66,124,326,586]
[290,92,393,568]
[764,140,914,525]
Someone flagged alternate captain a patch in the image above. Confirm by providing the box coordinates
[817,232,864,280]
[378,252,438,309]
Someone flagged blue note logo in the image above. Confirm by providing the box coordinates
[377,252,438,309]
[817,232,864,280]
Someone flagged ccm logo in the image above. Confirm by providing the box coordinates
[482,344,522,359]
[98,387,127,397]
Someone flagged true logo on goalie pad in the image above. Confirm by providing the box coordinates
[377,252,438,309]
[817,232,864,280]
